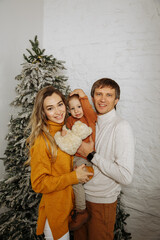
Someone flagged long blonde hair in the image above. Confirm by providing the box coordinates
[26,85,66,164]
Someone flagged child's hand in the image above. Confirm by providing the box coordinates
[70,89,86,98]
[61,129,67,137]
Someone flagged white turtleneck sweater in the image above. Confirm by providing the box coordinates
[84,109,135,204]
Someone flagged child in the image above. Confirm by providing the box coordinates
[55,89,97,231]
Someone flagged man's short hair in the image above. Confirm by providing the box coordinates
[91,78,120,100]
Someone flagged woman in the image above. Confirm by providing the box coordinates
[26,86,93,240]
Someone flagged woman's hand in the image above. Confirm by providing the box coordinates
[75,164,93,183]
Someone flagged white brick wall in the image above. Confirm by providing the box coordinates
[43,0,160,239]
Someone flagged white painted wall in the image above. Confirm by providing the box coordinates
[43,0,160,239]
[0,0,44,179]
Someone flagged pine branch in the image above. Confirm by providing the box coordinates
[114,192,132,240]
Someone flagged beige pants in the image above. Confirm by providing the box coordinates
[72,156,93,210]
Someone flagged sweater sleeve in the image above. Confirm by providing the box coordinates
[92,121,135,185]
[80,96,97,124]
[66,116,73,130]
[30,137,78,194]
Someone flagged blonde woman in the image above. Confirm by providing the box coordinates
[26,86,93,240]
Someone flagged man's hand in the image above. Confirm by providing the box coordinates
[70,89,86,98]
[77,136,94,157]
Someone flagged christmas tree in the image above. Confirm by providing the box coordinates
[0,36,70,240]
[114,193,132,240]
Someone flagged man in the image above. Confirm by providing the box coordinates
[74,78,135,240]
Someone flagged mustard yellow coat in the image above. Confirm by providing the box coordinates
[30,121,79,240]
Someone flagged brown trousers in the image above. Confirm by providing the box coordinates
[74,200,117,240]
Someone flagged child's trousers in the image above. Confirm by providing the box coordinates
[72,156,93,210]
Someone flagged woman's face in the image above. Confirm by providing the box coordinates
[43,93,66,123]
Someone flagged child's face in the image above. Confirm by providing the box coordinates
[69,97,84,119]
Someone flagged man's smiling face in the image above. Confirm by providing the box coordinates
[92,86,119,115]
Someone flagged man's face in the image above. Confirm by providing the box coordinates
[92,86,119,115]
